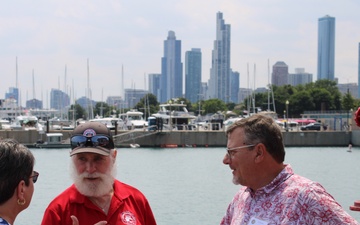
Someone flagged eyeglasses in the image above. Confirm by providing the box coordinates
[31,171,39,183]
[70,135,114,150]
[226,144,256,158]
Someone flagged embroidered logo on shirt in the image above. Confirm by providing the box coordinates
[121,211,136,225]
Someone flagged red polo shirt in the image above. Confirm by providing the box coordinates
[41,180,156,225]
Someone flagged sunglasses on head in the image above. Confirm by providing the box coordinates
[70,135,114,150]
[31,171,39,183]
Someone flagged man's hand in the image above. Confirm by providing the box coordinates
[71,215,107,225]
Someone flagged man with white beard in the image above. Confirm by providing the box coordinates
[41,121,157,225]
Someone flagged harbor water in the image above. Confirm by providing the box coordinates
[16,146,360,225]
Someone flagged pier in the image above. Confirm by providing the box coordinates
[1,129,359,148]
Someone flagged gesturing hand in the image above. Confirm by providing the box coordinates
[71,215,108,225]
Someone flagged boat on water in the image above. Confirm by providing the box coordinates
[0,119,11,130]
[119,110,147,130]
[10,115,44,131]
[33,133,70,148]
[89,116,124,130]
[151,102,196,131]
[48,117,74,130]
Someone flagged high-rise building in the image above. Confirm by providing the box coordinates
[160,31,183,103]
[358,43,360,98]
[50,88,70,110]
[208,12,231,102]
[106,96,123,109]
[288,68,313,86]
[148,73,161,101]
[185,48,202,103]
[124,88,149,109]
[317,15,335,81]
[271,61,288,86]
[26,98,42,109]
[5,87,19,105]
[230,71,239,103]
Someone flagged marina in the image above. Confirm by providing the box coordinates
[1,129,360,148]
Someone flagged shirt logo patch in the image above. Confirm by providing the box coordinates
[83,128,96,137]
[121,211,137,225]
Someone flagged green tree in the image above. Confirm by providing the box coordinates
[93,102,112,117]
[134,94,159,118]
[289,91,314,117]
[68,104,86,121]
[342,90,356,110]
[202,99,227,114]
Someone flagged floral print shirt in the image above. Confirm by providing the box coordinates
[220,164,359,225]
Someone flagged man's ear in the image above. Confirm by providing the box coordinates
[254,143,265,163]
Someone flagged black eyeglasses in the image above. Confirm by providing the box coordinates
[70,135,114,150]
[31,171,39,183]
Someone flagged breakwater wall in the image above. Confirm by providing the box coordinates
[1,129,359,147]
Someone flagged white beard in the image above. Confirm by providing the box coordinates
[71,161,117,197]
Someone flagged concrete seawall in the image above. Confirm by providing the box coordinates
[1,129,359,147]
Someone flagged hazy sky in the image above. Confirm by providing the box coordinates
[1,0,359,106]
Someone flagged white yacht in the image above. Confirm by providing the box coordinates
[152,102,196,131]
[119,110,147,130]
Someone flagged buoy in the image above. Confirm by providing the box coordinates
[350,200,360,211]
[162,144,178,148]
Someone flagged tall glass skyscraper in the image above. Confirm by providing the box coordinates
[208,12,231,102]
[160,31,183,103]
[317,15,335,81]
[358,43,360,98]
[185,48,202,103]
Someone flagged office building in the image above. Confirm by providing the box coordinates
[5,87,19,105]
[160,31,183,103]
[358,43,360,98]
[185,48,202,103]
[148,73,161,101]
[208,12,231,102]
[124,88,149,109]
[317,15,335,80]
[288,68,313,86]
[50,88,70,110]
[272,61,288,86]
[230,71,239,103]
[26,98,42,109]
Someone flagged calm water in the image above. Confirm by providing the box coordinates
[16,146,360,225]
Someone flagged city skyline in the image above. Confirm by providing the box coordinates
[1,1,360,106]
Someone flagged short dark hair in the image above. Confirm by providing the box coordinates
[226,114,285,163]
[0,139,35,204]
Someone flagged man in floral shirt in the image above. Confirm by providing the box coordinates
[221,114,359,225]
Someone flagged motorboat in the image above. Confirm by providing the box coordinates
[151,102,196,131]
[0,119,11,130]
[119,110,147,130]
[89,116,124,130]
[10,115,43,131]
[33,133,70,148]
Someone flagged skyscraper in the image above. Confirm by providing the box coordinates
[358,43,360,98]
[208,12,231,102]
[160,31,183,103]
[230,71,239,103]
[317,15,335,81]
[50,88,70,110]
[148,73,161,101]
[185,48,202,103]
[272,61,289,86]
